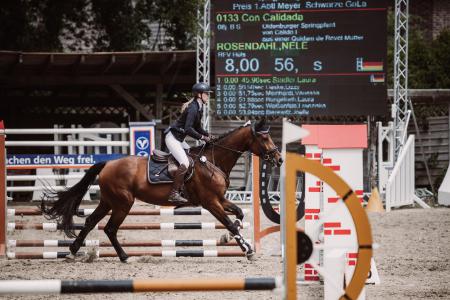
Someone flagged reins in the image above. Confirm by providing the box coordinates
[189,125,278,185]
[209,142,247,155]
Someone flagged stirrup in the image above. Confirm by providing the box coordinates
[168,192,188,204]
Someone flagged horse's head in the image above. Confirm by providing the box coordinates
[249,119,283,167]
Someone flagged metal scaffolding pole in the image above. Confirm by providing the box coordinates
[393,0,409,159]
[392,0,434,197]
[196,0,211,132]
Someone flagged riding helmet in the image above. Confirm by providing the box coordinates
[192,82,211,93]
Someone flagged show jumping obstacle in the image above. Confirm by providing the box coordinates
[8,207,248,216]
[7,207,242,250]
[8,239,238,247]
[7,249,245,259]
[7,222,249,231]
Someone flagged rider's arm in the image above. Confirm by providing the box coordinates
[184,104,204,140]
[195,122,209,137]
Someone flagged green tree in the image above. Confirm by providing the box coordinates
[152,0,200,49]
[0,0,200,52]
[0,0,72,51]
[407,23,435,88]
[91,0,151,51]
[387,9,450,89]
[431,29,450,88]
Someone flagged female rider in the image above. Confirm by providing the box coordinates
[164,82,213,204]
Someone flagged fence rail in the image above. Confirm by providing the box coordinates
[4,128,129,134]
[6,141,129,147]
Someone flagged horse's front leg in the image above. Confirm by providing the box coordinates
[222,198,245,222]
[206,201,255,261]
[219,199,245,245]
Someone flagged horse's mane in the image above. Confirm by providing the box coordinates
[214,124,249,142]
[191,124,250,152]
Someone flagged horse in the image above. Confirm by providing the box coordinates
[41,119,283,262]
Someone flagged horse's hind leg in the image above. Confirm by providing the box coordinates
[206,201,255,260]
[104,205,132,263]
[68,201,110,258]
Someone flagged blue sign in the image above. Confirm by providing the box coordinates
[134,131,151,156]
[6,154,125,167]
[130,122,155,157]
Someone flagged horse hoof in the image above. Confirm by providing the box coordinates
[120,257,129,263]
[233,219,243,228]
[246,251,257,261]
[65,253,75,261]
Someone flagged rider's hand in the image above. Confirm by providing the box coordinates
[201,135,211,143]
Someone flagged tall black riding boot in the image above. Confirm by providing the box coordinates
[168,164,189,204]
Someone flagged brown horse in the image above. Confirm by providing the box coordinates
[41,119,282,262]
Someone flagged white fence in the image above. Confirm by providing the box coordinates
[385,135,430,211]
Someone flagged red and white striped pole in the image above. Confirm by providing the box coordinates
[0,120,6,258]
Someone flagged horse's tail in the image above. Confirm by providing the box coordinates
[40,161,107,238]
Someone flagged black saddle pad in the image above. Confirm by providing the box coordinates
[147,156,194,184]
[148,159,173,184]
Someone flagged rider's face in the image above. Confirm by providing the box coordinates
[200,92,209,104]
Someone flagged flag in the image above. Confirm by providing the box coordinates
[361,61,383,72]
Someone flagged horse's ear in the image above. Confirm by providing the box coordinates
[255,118,270,134]
[255,119,263,131]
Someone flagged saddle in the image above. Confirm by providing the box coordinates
[147,149,194,184]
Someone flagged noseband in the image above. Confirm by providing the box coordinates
[252,130,279,162]
[261,146,279,161]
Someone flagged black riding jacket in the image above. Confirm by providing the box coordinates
[167,99,209,142]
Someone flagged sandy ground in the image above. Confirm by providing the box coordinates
[1,202,449,300]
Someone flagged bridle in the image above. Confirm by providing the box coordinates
[251,127,279,162]
[198,126,279,163]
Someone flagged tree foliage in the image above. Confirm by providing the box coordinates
[0,0,201,52]
[387,9,450,89]
[431,29,450,88]
[0,0,72,51]
[151,0,200,49]
[91,0,150,51]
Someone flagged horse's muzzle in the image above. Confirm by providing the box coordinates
[267,154,283,167]
[276,157,284,167]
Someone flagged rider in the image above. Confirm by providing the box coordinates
[164,82,213,204]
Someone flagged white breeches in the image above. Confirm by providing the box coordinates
[165,131,190,168]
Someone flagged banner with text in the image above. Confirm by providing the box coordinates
[6,154,125,169]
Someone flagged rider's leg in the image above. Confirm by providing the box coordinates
[165,132,190,203]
